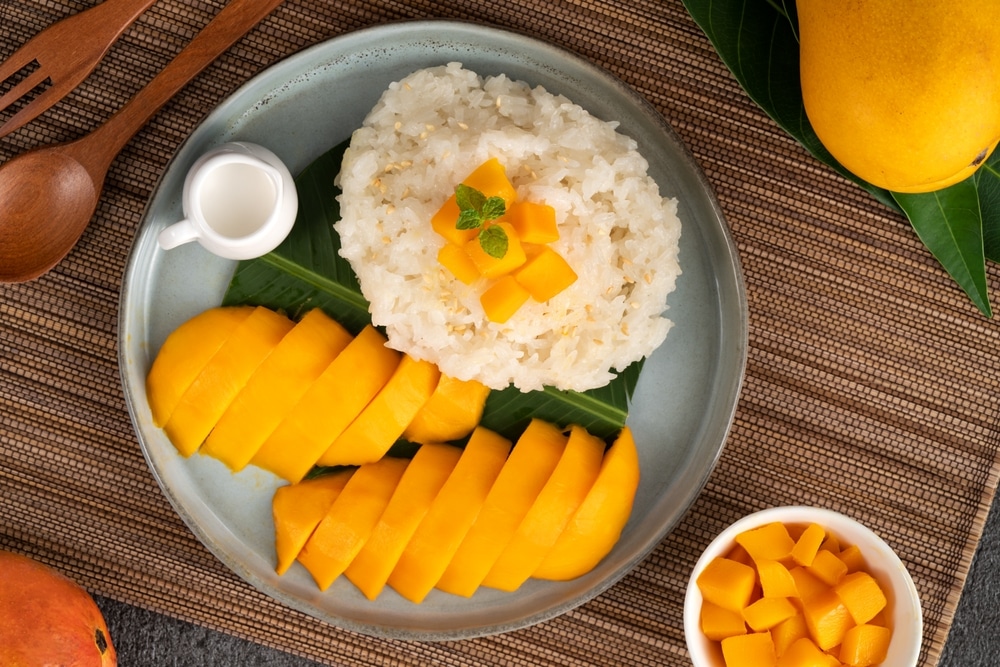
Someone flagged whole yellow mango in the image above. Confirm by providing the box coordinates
[798,0,1000,193]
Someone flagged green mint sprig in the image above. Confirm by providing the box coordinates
[454,183,508,258]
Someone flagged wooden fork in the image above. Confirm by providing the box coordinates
[0,0,158,139]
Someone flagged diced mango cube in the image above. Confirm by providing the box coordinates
[807,549,849,587]
[480,275,531,323]
[744,597,798,632]
[696,557,757,613]
[736,522,796,562]
[696,558,757,612]
[820,533,841,555]
[438,243,480,284]
[777,637,833,667]
[514,246,578,302]
[801,590,855,651]
[838,545,865,574]
[833,572,887,625]
[721,632,777,667]
[465,222,527,279]
[702,601,748,642]
[790,566,828,601]
[504,200,559,243]
[759,559,799,598]
[431,158,517,246]
[727,543,756,568]
[771,613,810,657]
[839,624,891,667]
[791,524,826,567]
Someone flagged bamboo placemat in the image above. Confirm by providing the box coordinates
[2,1,998,665]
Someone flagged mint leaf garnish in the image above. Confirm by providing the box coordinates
[453,183,509,257]
[478,225,509,259]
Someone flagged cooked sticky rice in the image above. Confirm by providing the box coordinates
[335,63,681,392]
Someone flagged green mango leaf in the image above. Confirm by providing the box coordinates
[224,140,639,450]
[975,150,1000,264]
[682,0,996,315]
[893,181,991,316]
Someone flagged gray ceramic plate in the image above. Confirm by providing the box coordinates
[119,20,747,640]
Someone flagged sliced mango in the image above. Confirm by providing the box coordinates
[403,374,490,444]
[252,325,400,482]
[431,158,517,246]
[147,306,254,427]
[534,427,640,581]
[200,309,352,471]
[514,245,578,302]
[808,549,848,587]
[296,456,408,590]
[272,470,353,575]
[504,200,559,244]
[480,275,531,324]
[482,424,604,591]
[164,306,294,457]
[388,427,512,603]
[435,419,567,597]
[344,443,463,600]
[318,355,440,466]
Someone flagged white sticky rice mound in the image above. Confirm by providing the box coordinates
[335,63,681,392]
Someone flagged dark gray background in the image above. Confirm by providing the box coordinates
[92,494,1000,666]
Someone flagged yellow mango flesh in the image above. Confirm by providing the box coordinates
[483,424,604,591]
[504,200,559,244]
[791,523,826,567]
[344,443,463,600]
[147,306,254,427]
[721,633,776,667]
[435,419,567,597]
[833,572,887,625]
[514,245,577,303]
[296,457,409,590]
[798,0,1000,193]
[431,158,517,246]
[388,427,512,603]
[839,624,891,667]
[164,306,294,457]
[318,355,440,467]
[777,637,831,667]
[701,601,748,642]
[758,559,798,599]
[437,243,480,285]
[534,427,640,581]
[479,275,531,324]
[743,597,798,633]
[252,325,400,482]
[200,309,352,472]
[736,522,795,562]
[697,557,757,614]
[272,470,353,575]
[403,374,490,444]
[464,222,526,279]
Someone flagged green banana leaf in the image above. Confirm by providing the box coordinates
[682,0,994,317]
[223,140,641,446]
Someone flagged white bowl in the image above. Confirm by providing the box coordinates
[683,506,922,667]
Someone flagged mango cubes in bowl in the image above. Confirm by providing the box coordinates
[683,507,922,667]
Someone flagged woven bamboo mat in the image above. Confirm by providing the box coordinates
[2,0,999,665]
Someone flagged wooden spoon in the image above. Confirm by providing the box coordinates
[0,0,285,283]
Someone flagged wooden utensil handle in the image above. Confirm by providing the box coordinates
[89,0,285,167]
